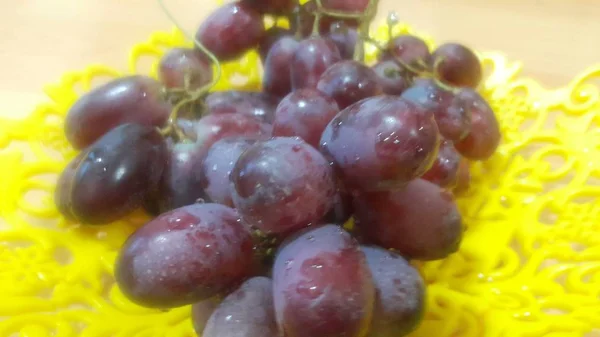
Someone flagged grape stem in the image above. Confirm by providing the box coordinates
[353,0,380,62]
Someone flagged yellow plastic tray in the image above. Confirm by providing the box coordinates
[1,21,600,337]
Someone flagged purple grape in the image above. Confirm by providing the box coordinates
[263,36,300,98]
[273,225,375,337]
[115,203,256,308]
[422,139,461,188]
[242,0,296,15]
[195,2,265,62]
[192,297,221,335]
[65,76,171,149]
[272,89,339,148]
[454,89,500,160]
[327,21,358,60]
[453,158,471,195]
[200,138,257,207]
[230,137,336,235]
[193,113,272,149]
[362,246,425,337]
[159,48,213,90]
[58,124,167,224]
[292,1,355,38]
[317,60,383,109]
[323,192,353,225]
[401,78,471,142]
[202,277,278,337]
[291,36,342,90]
[431,43,482,88]
[320,95,440,191]
[321,0,370,13]
[380,35,431,70]
[206,91,279,124]
[258,27,292,62]
[372,60,413,95]
[54,153,84,221]
[353,179,463,260]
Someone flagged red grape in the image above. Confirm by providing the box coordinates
[291,36,342,90]
[193,113,272,149]
[320,96,440,191]
[59,124,167,225]
[361,246,425,337]
[454,88,500,160]
[242,0,296,15]
[453,158,471,195]
[321,0,370,13]
[431,43,482,88]
[159,48,213,90]
[230,137,336,235]
[317,60,383,109]
[65,76,171,149]
[262,36,300,98]
[192,297,221,335]
[206,91,279,124]
[195,2,265,62]
[353,179,463,260]
[380,35,431,69]
[372,60,413,95]
[273,225,374,337]
[401,78,471,142]
[258,27,292,62]
[115,203,256,308]
[272,88,339,148]
[202,277,278,337]
[200,138,257,207]
[327,21,358,60]
[422,139,461,188]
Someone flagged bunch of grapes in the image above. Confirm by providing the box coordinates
[55,0,501,336]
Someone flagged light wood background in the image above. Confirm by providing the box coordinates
[1,0,600,119]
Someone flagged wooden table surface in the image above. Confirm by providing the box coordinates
[1,0,600,119]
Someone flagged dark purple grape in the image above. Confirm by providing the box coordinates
[320,95,440,191]
[273,225,374,337]
[242,0,296,15]
[431,43,482,88]
[202,277,278,337]
[372,60,413,95]
[361,246,425,337]
[263,36,300,98]
[193,113,272,149]
[192,297,221,335]
[231,137,336,235]
[65,76,171,149]
[258,27,292,62]
[401,78,471,142]
[454,89,500,160]
[272,89,339,148]
[159,48,213,90]
[453,158,471,195]
[115,203,256,308]
[206,91,279,124]
[321,0,370,13]
[292,1,355,38]
[323,192,353,225]
[422,139,461,188]
[55,153,84,220]
[380,35,430,69]
[317,60,383,109]
[59,124,167,224]
[353,179,463,260]
[327,21,358,60]
[195,2,265,62]
[200,138,257,207]
[291,36,342,90]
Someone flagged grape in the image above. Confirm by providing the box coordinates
[54,153,84,221]
[323,192,353,225]
[454,89,501,160]
[200,138,257,207]
[158,48,213,90]
[353,179,463,260]
[206,91,279,124]
[327,21,358,60]
[292,1,353,38]
[231,137,336,235]
[65,76,171,149]
[273,224,374,337]
[431,43,482,88]
[202,277,278,337]
[115,203,256,308]
[320,96,440,191]
[401,78,471,142]
[263,36,300,98]
[317,60,383,109]
[321,0,370,13]
[422,139,461,188]
[192,297,221,335]
[58,124,167,224]
[258,27,292,62]
[272,89,339,148]
[242,0,296,15]
[193,113,272,149]
[361,246,425,337]
[291,36,342,90]
[453,158,471,195]
[380,35,431,70]
[195,2,265,62]
[372,60,413,95]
